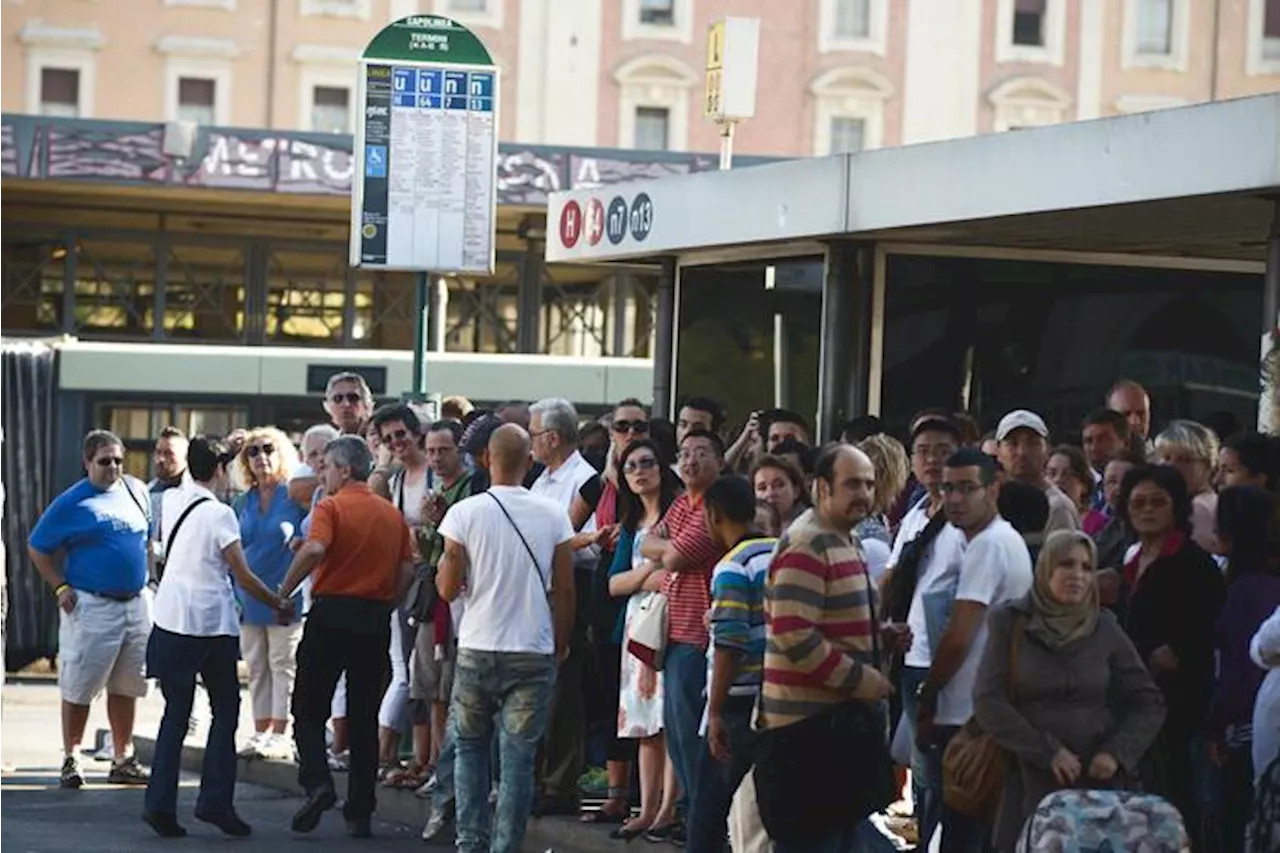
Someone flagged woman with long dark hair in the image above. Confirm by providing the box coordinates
[607,439,682,840]
[1210,485,1280,850]
[1114,465,1225,843]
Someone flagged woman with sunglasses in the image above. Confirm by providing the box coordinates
[573,399,652,826]
[607,439,683,841]
[232,426,305,760]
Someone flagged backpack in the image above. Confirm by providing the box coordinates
[1246,756,1280,853]
[1016,789,1190,853]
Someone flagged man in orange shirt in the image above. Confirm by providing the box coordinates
[278,436,414,839]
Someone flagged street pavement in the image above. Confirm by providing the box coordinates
[0,679,557,852]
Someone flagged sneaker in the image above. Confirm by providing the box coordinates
[421,801,453,843]
[258,733,295,762]
[90,740,115,763]
[59,755,84,789]
[107,755,149,785]
[327,750,350,772]
[238,732,268,759]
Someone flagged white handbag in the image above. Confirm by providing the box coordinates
[626,591,669,671]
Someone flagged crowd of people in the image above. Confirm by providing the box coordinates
[22,371,1280,852]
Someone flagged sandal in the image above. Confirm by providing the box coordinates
[581,806,629,824]
[383,763,430,789]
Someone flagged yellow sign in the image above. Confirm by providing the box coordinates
[706,21,724,71]
[704,68,722,118]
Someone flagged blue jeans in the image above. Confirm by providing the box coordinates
[432,711,502,812]
[899,666,935,843]
[687,697,757,853]
[144,628,241,817]
[663,642,708,815]
[452,649,557,853]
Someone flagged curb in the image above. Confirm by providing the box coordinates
[133,736,628,851]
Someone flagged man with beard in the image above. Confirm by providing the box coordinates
[148,426,189,582]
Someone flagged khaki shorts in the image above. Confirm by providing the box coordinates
[59,590,152,705]
[409,626,455,704]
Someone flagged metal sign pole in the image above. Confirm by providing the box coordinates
[412,271,430,397]
[718,121,735,171]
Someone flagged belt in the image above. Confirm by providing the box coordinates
[80,588,141,602]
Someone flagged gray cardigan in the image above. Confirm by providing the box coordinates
[973,598,1166,852]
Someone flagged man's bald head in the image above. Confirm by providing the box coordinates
[489,423,532,485]
[812,443,876,530]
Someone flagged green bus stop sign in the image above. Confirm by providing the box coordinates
[361,15,495,65]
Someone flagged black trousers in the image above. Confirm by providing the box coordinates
[292,596,392,820]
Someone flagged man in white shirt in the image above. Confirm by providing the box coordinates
[527,397,602,815]
[995,409,1081,534]
[915,449,1033,853]
[145,437,288,838]
[437,424,575,853]
[880,416,966,848]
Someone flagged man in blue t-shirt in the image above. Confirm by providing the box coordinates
[29,429,154,790]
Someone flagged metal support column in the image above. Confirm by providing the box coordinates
[428,276,448,353]
[816,242,874,443]
[60,232,77,334]
[153,237,168,341]
[1261,199,1280,432]
[517,239,545,353]
[411,271,430,397]
[652,258,677,418]
[612,274,633,357]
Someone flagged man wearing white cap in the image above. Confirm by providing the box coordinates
[994,410,1080,535]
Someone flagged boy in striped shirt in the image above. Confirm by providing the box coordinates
[687,476,777,853]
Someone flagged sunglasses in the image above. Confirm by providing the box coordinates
[382,428,411,442]
[247,443,276,458]
[330,392,362,405]
[94,456,124,468]
[623,456,658,474]
[613,419,650,435]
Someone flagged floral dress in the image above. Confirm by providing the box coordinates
[617,527,664,739]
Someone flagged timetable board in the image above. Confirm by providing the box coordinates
[352,60,498,274]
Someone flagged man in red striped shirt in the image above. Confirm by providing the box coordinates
[638,428,727,841]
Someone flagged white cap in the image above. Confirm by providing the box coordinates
[996,409,1049,441]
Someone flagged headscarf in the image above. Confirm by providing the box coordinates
[1028,529,1100,649]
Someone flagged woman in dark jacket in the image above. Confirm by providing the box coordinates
[1209,484,1280,851]
[974,530,1166,852]
[1114,465,1226,840]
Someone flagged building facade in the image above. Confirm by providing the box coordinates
[4,0,1280,157]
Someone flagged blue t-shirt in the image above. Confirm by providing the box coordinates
[29,477,150,596]
[235,484,306,625]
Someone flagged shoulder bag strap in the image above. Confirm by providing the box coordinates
[865,555,882,669]
[486,492,549,591]
[165,497,212,560]
[392,469,406,512]
[123,477,151,526]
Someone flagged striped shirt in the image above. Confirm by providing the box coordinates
[761,508,879,731]
[657,492,726,648]
[707,537,776,698]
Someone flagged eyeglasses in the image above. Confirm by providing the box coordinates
[913,443,956,460]
[94,456,124,468]
[330,392,362,405]
[623,456,658,474]
[939,481,985,495]
[247,443,276,458]
[383,428,410,442]
[613,419,650,435]
[678,448,715,463]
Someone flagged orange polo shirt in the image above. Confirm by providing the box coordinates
[307,482,412,602]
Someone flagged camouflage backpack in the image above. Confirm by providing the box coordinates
[1016,789,1190,853]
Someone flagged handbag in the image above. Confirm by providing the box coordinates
[753,566,896,845]
[625,591,668,671]
[942,613,1025,819]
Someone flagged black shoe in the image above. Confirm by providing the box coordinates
[291,786,337,833]
[195,807,252,837]
[143,811,188,838]
[346,817,373,838]
[531,794,580,818]
[670,821,686,847]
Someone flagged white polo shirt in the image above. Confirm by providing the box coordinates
[529,450,599,562]
[153,483,242,637]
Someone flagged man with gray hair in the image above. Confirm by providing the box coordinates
[527,398,605,816]
[278,436,415,839]
[323,372,375,437]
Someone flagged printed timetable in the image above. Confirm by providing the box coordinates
[354,62,497,274]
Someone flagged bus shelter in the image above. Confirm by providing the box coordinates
[546,94,1280,444]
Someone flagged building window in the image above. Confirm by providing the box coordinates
[39,68,81,117]
[1013,0,1046,46]
[1135,0,1172,54]
[634,107,670,150]
[834,0,871,38]
[450,0,487,10]
[178,77,217,125]
[639,0,675,26]
[1267,0,1280,58]
[829,117,866,153]
[988,75,1071,132]
[299,0,371,19]
[311,86,350,133]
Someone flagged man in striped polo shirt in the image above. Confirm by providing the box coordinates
[638,427,728,840]
[757,443,893,852]
[687,475,777,853]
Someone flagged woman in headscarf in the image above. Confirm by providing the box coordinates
[973,529,1166,852]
